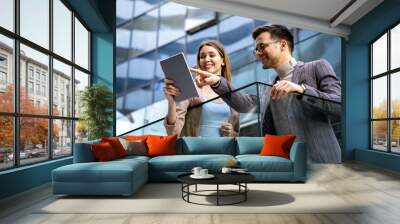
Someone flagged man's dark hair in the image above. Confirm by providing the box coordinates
[252,24,294,53]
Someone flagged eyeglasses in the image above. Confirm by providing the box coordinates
[253,40,279,55]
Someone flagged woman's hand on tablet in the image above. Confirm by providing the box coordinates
[163,78,181,102]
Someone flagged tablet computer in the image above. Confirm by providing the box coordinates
[160,52,200,102]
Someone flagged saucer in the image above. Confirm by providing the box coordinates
[190,174,215,179]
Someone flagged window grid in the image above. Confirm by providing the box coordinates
[0,0,91,171]
[370,21,400,154]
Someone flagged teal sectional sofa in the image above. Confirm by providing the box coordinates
[52,137,307,196]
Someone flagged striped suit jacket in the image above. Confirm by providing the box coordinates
[213,59,342,163]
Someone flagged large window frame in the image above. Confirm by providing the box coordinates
[370,21,400,154]
[0,0,91,171]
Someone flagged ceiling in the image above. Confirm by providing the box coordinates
[172,0,384,38]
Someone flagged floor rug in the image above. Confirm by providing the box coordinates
[38,183,362,214]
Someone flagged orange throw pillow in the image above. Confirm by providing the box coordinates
[91,142,117,161]
[123,135,150,141]
[259,134,296,159]
[101,137,126,158]
[146,135,177,157]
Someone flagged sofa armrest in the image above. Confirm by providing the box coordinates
[289,141,307,181]
[73,141,99,163]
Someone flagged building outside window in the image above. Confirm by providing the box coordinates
[28,67,34,80]
[0,0,91,170]
[371,23,400,154]
[0,54,7,89]
[28,81,34,94]
[0,71,6,85]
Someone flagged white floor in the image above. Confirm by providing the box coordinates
[1,162,400,224]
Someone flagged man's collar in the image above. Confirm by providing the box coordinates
[275,57,297,79]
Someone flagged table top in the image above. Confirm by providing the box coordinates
[177,172,255,185]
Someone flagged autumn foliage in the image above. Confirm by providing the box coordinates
[0,84,59,150]
[372,99,400,142]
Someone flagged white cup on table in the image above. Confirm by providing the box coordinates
[191,167,202,176]
[199,169,208,176]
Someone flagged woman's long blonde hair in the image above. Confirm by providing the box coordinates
[196,40,232,83]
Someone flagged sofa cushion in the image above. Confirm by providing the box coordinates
[147,135,177,157]
[91,142,118,161]
[260,134,296,159]
[52,159,147,183]
[236,137,263,155]
[179,137,235,155]
[119,138,147,156]
[236,155,293,172]
[101,137,127,158]
[148,154,235,172]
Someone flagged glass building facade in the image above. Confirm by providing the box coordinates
[116,0,342,135]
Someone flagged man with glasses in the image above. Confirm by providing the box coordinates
[192,24,342,163]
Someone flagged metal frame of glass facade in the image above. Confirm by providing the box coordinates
[370,20,400,154]
[0,0,91,171]
[116,0,342,135]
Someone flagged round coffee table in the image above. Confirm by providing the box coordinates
[177,173,255,206]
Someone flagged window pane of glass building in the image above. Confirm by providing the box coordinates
[125,84,153,111]
[392,120,400,153]
[134,0,160,17]
[74,69,89,118]
[53,119,72,158]
[391,24,400,70]
[116,60,128,94]
[0,116,13,170]
[0,0,14,31]
[229,46,255,71]
[0,34,14,113]
[74,18,89,70]
[256,62,276,84]
[144,99,167,127]
[130,9,158,57]
[186,26,217,66]
[391,72,400,118]
[53,0,72,60]
[219,16,254,54]
[117,26,131,63]
[296,29,319,42]
[117,0,134,25]
[185,6,215,31]
[153,79,165,102]
[20,117,49,165]
[372,33,387,76]
[372,121,388,151]
[372,76,387,119]
[231,63,256,88]
[53,59,72,117]
[20,44,49,115]
[128,50,156,85]
[155,38,185,79]
[158,2,186,47]
[294,33,342,79]
[116,96,124,112]
[254,19,268,28]
[20,0,49,49]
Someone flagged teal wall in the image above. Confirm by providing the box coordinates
[0,0,115,200]
[92,31,115,135]
[345,0,400,171]
[0,158,72,199]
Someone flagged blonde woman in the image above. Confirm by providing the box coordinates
[163,40,239,137]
